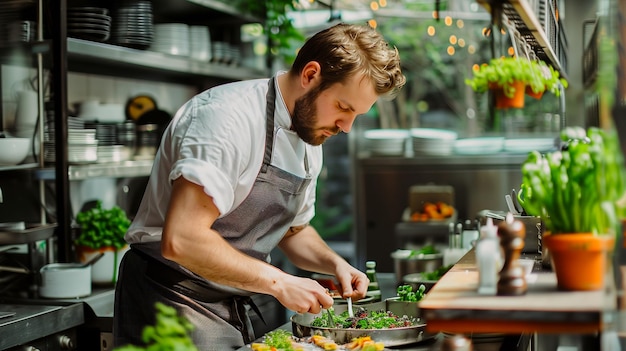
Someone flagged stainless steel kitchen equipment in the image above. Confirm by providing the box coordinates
[351,143,526,272]
[0,223,57,297]
[477,210,543,256]
[390,249,444,284]
[38,262,91,299]
[0,302,84,351]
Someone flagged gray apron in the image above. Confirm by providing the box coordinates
[113,78,312,350]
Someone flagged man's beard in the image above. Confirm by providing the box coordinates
[291,86,340,146]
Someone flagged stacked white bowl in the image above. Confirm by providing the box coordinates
[189,25,211,61]
[410,128,458,156]
[0,137,30,166]
[152,23,190,57]
[453,137,505,155]
[363,129,409,156]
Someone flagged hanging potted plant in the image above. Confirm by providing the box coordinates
[465,57,553,109]
[74,201,131,285]
[525,60,569,100]
[518,126,626,291]
[465,57,536,109]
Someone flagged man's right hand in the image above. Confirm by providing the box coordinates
[273,274,334,314]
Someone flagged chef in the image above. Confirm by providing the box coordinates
[113,23,405,350]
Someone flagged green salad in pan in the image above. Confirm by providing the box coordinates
[311,307,419,329]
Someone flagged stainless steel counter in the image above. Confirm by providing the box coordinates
[0,287,115,350]
[0,302,84,350]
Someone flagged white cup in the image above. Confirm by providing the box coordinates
[15,90,38,130]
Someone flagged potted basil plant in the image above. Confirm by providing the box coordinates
[518,126,626,291]
[74,200,131,285]
[465,57,567,109]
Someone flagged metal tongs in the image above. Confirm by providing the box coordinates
[325,308,336,327]
[347,297,354,317]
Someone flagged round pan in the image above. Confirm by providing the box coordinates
[290,300,434,347]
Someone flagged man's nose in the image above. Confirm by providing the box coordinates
[337,115,357,133]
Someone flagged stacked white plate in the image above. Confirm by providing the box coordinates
[504,137,557,153]
[152,23,189,56]
[453,137,505,155]
[67,7,111,42]
[410,128,458,156]
[97,145,132,163]
[363,129,409,156]
[44,129,98,164]
[189,25,211,61]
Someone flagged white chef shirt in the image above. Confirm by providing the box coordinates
[126,74,322,243]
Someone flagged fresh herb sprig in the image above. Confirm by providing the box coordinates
[263,330,297,351]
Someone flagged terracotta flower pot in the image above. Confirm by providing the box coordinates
[492,81,526,109]
[542,233,614,291]
[525,86,545,99]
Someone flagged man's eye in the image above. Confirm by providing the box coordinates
[338,104,350,112]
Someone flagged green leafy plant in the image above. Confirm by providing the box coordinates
[518,126,626,235]
[114,302,198,351]
[465,57,567,98]
[396,284,426,302]
[74,201,130,249]
[235,0,305,64]
[535,60,569,96]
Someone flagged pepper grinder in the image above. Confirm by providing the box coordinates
[497,212,527,296]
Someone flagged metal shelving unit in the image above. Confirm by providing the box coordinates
[41,0,267,261]
[67,38,265,82]
[478,0,568,78]
[34,160,154,181]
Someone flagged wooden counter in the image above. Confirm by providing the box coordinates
[418,250,615,334]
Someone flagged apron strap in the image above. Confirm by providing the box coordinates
[262,78,277,173]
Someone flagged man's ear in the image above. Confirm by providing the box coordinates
[300,61,321,89]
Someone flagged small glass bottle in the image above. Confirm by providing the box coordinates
[366,260,382,302]
[476,218,500,295]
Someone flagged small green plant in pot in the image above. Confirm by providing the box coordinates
[74,200,131,285]
[518,126,626,290]
[465,57,566,108]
